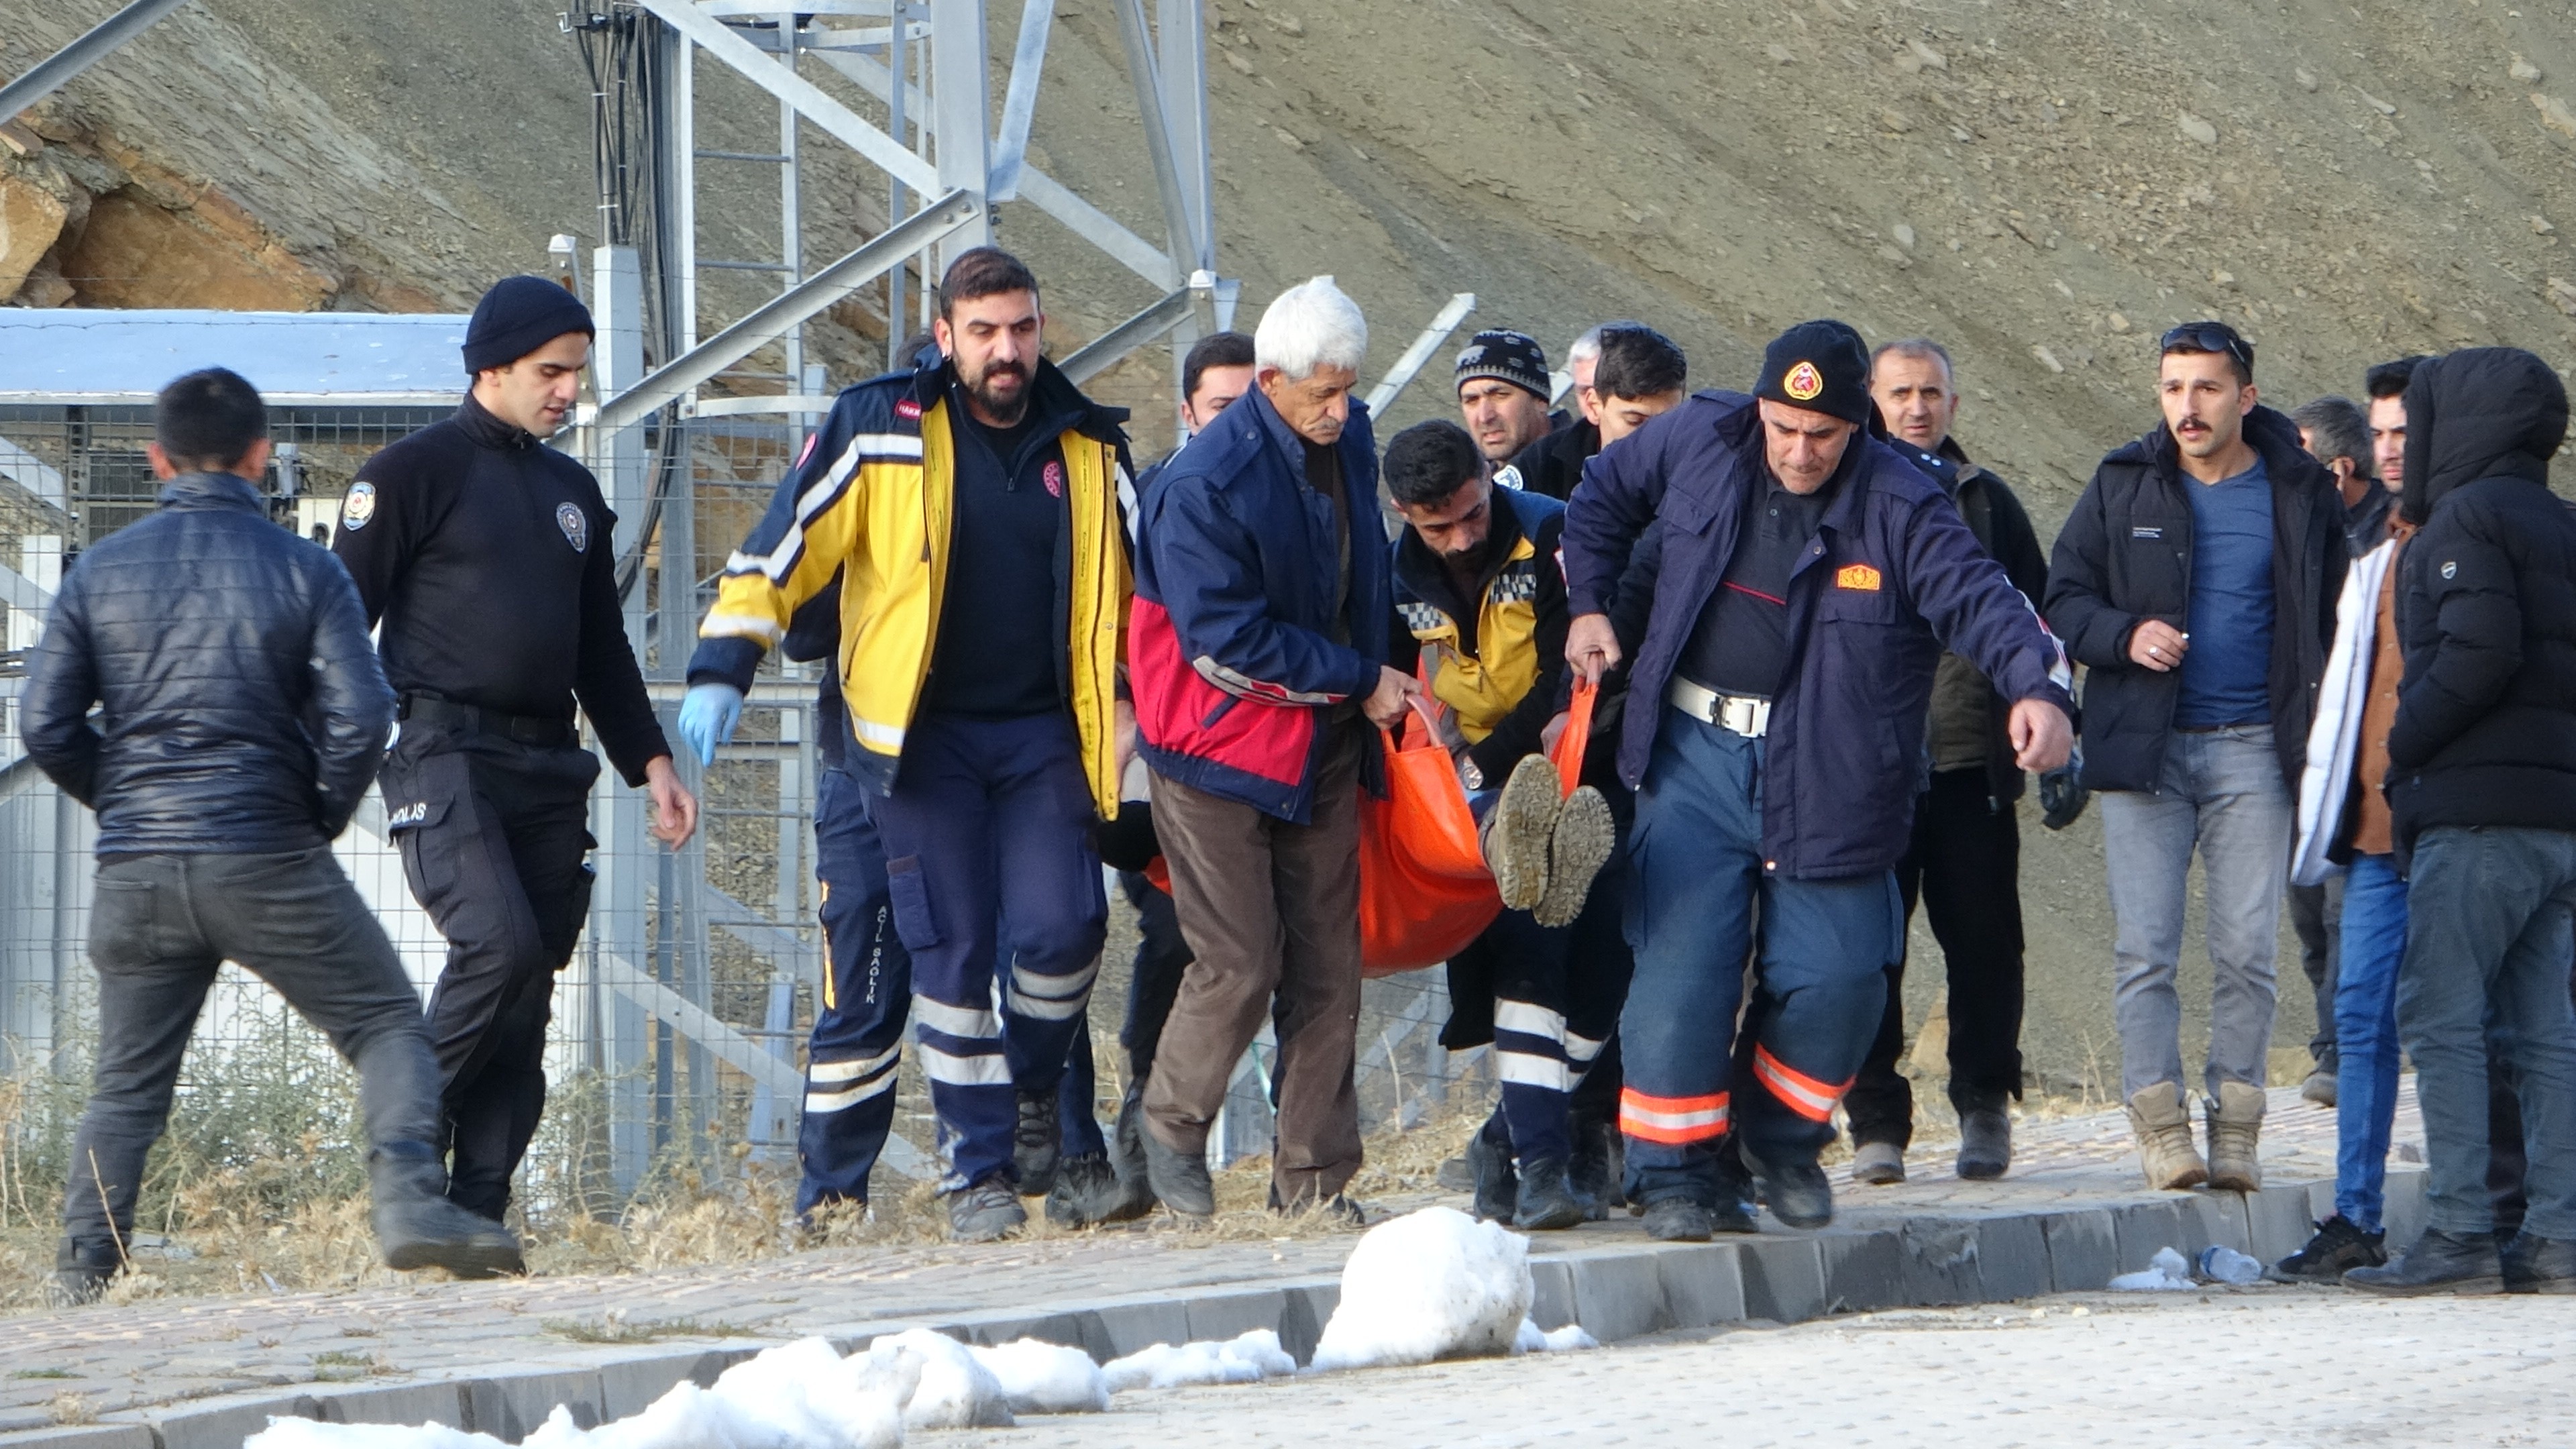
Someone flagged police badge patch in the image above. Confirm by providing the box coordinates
[340,482,377,531]
[557,502,588,552]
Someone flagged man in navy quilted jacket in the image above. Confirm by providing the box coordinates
[25,368,519,1305]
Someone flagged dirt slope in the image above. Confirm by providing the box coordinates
[11,0,2576,1092]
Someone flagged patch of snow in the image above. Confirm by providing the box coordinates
[246,1423,505,1449]
[2108,1246,2196,1291]
[861,1328,1016,1430]
[1309,1207,1532,1372]
[1102,1329,1298,1391]
[1513,1318,1599,1354]
[969,1338,1109,1414]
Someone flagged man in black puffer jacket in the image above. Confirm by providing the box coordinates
[2348,346,2576,1296]
[23,369,518,1306]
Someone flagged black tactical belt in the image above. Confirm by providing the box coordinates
[398,694,576,748]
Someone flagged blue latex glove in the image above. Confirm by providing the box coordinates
[677,682,744,767]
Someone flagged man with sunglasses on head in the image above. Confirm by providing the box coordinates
[2047,321,2345,1195]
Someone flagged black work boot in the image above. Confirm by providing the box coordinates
[1142,1126,1216,1218]
[2502,1233,2576,1294]
[1109,1079,1154,1201]
[1466,1108,1518,1223]
[2265,1215,2386,1285]
[1043,1154,1131,1228]
[1740,1141,1834,1230]
[1642,1197,1715,1242]
[46,1240,118,1307]
[1955,1108,2012,1181]
[2345,1228,2505,1295]
[1013,1087,1063,1198]
[1707,1145,1760,1234]
[370,1142,525,1279]
[1513,1157,1587,1231]
[1566,1104,1622,1220]
[946,1177,1028,1242]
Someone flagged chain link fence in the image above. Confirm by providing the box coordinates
[0,402,1479,1234]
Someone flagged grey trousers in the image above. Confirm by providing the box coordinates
[2097,725,2292,1099]
[60,849,439,1267]
[2396,826,2576,1240]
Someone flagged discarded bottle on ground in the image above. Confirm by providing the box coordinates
[2198,1245,2264,1285]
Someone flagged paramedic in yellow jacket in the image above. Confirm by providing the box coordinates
[678,249,1134,1243]
[1381,418,1621,1232]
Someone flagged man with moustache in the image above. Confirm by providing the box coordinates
[682,248,1135,1241]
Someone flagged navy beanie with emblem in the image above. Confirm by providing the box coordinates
[462,276,596,375]
[1754,319,1872,425]
[1453,328,1551,401]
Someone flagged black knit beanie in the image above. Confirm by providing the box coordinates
[462,276,596,376]
[1453,329,1551,401]
[1754,319,1872,425]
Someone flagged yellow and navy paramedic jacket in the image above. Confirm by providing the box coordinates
[1385,481,1573,784]
[688,357,1134,818]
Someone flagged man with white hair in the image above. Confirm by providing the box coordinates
[1130,276,1417,1218]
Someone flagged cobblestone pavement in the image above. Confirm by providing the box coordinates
[0,1085,2413,1436]
[1007,1289,2575,1449]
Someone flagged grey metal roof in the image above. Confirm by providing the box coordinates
[0,309,472,406]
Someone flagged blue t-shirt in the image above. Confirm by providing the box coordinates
[2175,455,2274,728]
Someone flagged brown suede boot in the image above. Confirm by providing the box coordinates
[2125,1083,2209,1191]
[2205,1079,2266,1192]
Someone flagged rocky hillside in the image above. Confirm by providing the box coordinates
[9,0,2576,1089]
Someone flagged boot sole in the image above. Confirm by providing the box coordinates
[386,1240,525,1279]
[1531,787,1615,928]
[1488,757,1562,911]
[1956,1160,2009,1181]
[2345,1274,2504,1297]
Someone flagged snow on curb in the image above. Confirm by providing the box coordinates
[1310,1206,1541,1371]
[237,1209,1590,1448]
[1102,1329,1299,1390]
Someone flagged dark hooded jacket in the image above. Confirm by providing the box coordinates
[2044,405,2346,794]
[2386,347,2576,849]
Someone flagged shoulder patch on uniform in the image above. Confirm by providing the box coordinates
[340,482,376,531]
[1495,464,1526,491]
[2440,559,2457,580]
[557,501,589,552]
[1835,562,1882,591]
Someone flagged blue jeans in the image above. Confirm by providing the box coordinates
[2332,853,2407,1232]
[2396,826,2576,1240]
[2096,724,2291,1099]
[1619,708,1898,1203]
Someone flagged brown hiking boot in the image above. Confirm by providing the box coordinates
[2205,1079,2265,1192]
[2125,1083,2208,1191]
[1532,785,1615,927]
[1482,755,1562,911]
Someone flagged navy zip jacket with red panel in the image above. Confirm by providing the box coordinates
[1130,384,1392,823]
[1561,389,2073,880]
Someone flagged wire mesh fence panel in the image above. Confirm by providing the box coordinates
[0,402,1488,1235]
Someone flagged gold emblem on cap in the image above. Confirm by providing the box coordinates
[1784,360,1825,402]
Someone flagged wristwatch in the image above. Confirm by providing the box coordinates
[1460,758,1485,791]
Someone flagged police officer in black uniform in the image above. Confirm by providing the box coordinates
[335,275,699,1224]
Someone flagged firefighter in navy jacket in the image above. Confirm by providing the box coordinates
[1560,321,2073,1240]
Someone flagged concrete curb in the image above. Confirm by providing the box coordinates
[0,1165,2424,1449]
